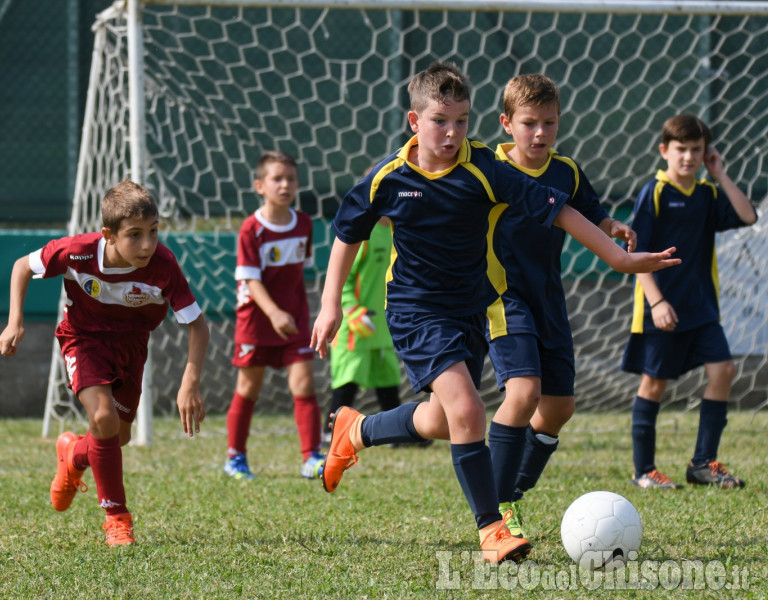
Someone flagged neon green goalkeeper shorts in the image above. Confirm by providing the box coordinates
[329,346,401,389]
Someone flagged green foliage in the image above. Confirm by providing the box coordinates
[0,412,765,599]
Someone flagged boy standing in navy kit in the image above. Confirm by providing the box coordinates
[622,114,757,489]
[0,179,209,546]
[486,74,637,537]
[311,62,680,563]
[225,151,325,481]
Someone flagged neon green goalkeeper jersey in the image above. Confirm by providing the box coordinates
[335,221,395,351]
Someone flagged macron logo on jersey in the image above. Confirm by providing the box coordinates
[398,191,423,198]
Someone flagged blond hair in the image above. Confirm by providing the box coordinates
[502,73,560,118]
[407,61,471,113]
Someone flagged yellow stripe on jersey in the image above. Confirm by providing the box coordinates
[486,203,508,295]
[486,296,508,341]
[551,154,579,200]
[369,159,402,204]
[630,277,646,334]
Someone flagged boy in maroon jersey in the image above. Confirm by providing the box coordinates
[0,179,209,546]
[225,150,325,480]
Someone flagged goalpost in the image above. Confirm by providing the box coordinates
[43,0,768,442]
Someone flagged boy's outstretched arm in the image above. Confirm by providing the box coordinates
[311,237,361,359]
[177,313,209,437]
[0,256,34,357]
[555,205,681,274]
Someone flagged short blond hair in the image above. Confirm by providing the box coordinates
[407,61,471,113]
[502,73,560,118]
[101,179,158,232]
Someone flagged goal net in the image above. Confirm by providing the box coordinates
[43,0,768,436]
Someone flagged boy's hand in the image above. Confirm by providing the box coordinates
[176,381,206,437]
[610,221,637,253]
[622,247,681,273]
[0,324,24,357]
[311,304,343,359]
[704,146,723,179]
[651,300,678,331]
[268,309,298,340]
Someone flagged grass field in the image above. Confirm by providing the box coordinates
[1,410,765,599]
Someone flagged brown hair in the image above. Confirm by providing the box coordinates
[255,150,298,180]
[101,179,158,232]
[407,61,471,113]
[502,73,560,117]
[661,114,712,147]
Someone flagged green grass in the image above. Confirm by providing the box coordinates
[1,411,766,599]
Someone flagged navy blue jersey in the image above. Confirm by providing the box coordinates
[629,169,752,334]
[332,136,568,316]
[487,145,609,348]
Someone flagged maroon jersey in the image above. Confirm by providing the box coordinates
[234,208,313,346]
[29,232,201,338]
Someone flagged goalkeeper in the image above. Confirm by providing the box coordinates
[325,216,406,443]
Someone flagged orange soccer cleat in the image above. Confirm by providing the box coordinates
[479,513,532,563]
[50,432,87,511]
[322,407,365,493]
[103,513,135,546]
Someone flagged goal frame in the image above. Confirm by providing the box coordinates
[42,0,768,444]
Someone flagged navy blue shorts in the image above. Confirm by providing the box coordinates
[386,310,487,393]
[621,322,732,380]
[488,333,575,396]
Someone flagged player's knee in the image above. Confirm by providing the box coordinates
[90,407,120,438]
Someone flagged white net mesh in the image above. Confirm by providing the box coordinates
[44,0,768,431]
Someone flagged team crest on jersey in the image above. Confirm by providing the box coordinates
[268,245,282,262]
[124,285,150,306]
[82,278,102,298]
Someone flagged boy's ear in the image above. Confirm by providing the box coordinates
[499,113,512,133]
[658,143,668,160]
[101,226,114,244]
[407,110,419,132]
[253,178,264,195]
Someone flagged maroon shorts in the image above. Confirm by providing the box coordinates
[56,323,148,423]
[232,339,315,369]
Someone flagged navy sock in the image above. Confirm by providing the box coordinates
[632,396,660,478]
[359,402,425,447]
[487,421,527,505]
[451,441,501,529]
[692,399,728,465]
[512,426,559,502]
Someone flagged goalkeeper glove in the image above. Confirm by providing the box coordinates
[346,305,376,338]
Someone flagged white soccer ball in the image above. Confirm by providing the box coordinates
[560,491,642,572]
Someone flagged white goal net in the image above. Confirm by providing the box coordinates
[43,0,768,437]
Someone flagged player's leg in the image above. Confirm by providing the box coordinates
[325,383,359,440]
[286,358,325,478]
[623,332,680,489]
[508,345,576,534]
[686,324,743,487]
[486,334,541,536]
[630,374,680,488]
[74,384,134,545]
[224,363,264,479]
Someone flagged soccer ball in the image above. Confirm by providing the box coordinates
[560,491,642,572]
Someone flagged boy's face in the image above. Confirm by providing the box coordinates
[254,161,298,208]
[659,138,706,184]
[102,215,159,269]
[407,98,470,170]
[499,102,559,169]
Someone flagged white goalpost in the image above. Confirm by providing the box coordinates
[43,0,768,442]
